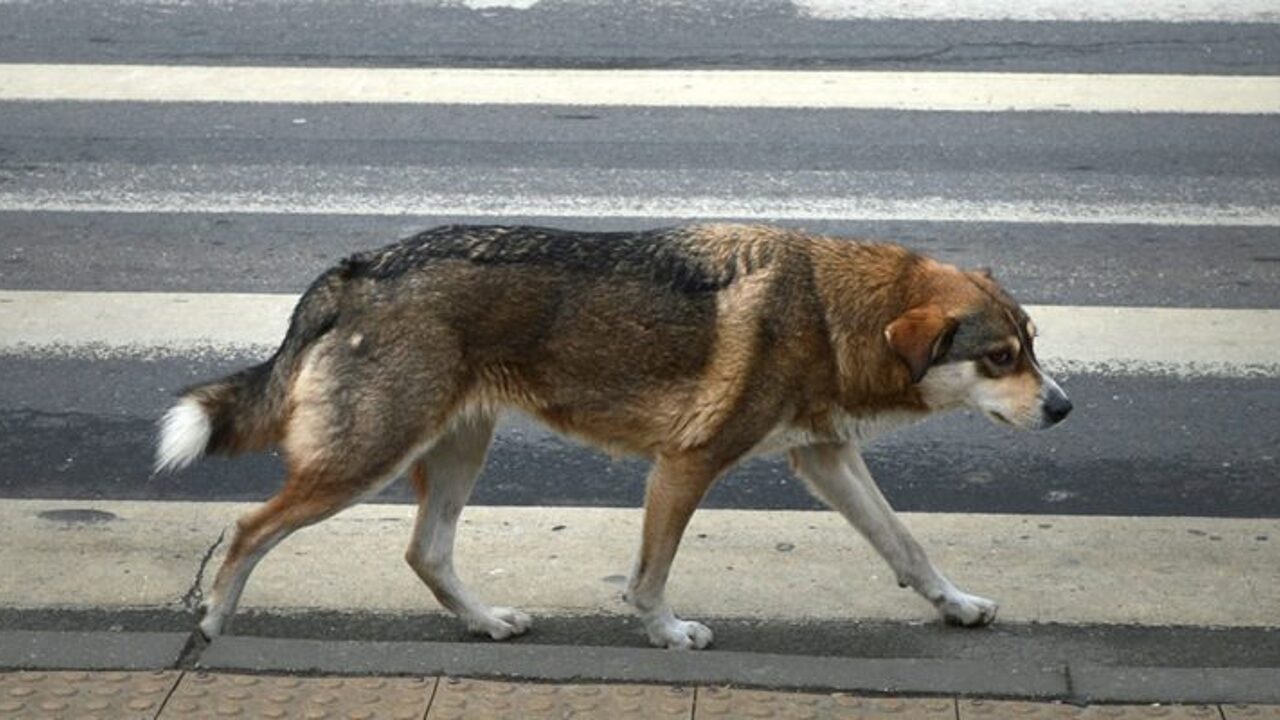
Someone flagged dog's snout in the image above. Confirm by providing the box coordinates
[1042,391,1072,425]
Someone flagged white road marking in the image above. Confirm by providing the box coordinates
[2,64,1278,114]
[4,499,1277,627]
[3,162,1276,227]
[1028,306,1280,378]
[0,291,296,359]
[3,190,1277,228]
[1,291,1277,378]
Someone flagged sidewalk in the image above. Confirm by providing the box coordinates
[6,501,1278,627]
[1,667,1276,720]
[3,502,1277,716]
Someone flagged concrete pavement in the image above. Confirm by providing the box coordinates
[3,500,1278,627]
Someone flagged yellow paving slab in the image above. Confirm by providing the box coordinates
[0,670,178,720]
[426,677,692,719]
[158,672,434,720]
[2,671,1277,720]
[697,687,956,719]
[1223,706,1280,719]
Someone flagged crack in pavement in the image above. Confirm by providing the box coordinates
[181,528,225,614]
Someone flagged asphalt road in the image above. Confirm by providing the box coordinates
[2,104,1279,307]
[2,354,1276,516]
[2,0,1278,74]
[1,0,1278,521]
[4,212,1280,309]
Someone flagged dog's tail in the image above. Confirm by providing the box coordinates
[154,267,348,474]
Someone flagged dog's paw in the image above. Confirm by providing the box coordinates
[646,617,714,650]
[938,591,999,627]
[468,606,532,640]
[197,608,225,640]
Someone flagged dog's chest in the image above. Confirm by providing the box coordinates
[746,411,919,458]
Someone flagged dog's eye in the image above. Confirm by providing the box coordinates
[986,349,1014,367]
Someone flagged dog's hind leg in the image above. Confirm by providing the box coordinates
[199,477,367,639]
[404,415,530,640]
[625,453,721,649]
[790,441,998,627]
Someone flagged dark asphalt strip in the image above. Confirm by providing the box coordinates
[1,2,1276,74]
[2,212,1278,308]
[5,103,1278,180]
[1,355,1276,517]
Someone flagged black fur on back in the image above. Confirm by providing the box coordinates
[339,225,736,294]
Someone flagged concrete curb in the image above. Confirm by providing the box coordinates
[4,631,1279,705]
[1070,664,1280,705]
[0,631,189,670]
[197,636,1070,699]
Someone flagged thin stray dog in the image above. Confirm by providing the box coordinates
[156,223,1071,648]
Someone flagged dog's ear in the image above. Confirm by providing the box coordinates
[884,306,958,384]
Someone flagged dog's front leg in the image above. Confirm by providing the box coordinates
[790,442,997,627]
[625,453,722,649]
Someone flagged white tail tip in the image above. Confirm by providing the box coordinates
[155,397,211,473]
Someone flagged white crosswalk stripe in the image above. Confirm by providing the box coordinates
[3,291,1279,378]
[5,189,1279,227]
[4,163,1277,226]
[4,64,1279,114]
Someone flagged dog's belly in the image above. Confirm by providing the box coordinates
[745,426,827,458]
[745,410,922,458]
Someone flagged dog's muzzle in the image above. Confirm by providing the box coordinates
[1041,386,1072,427]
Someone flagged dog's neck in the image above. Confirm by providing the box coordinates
[806,240,934,414]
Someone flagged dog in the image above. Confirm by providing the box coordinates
[156,223,1070,648]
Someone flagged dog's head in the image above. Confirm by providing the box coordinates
[884,266,1071,430]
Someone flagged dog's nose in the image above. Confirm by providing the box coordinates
[1043,392,1072,425]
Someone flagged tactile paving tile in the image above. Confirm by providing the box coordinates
[426,677,693,719]
[696,688,956,720]
[961,699,1223,719]
[0,670,179,720]
[158,672,434,720]
[1224,707,1280,719]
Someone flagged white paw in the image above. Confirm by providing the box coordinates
[646,618,714,650]
[938,591,998,627]
[197,607,225,640]
[467,606,532,640]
